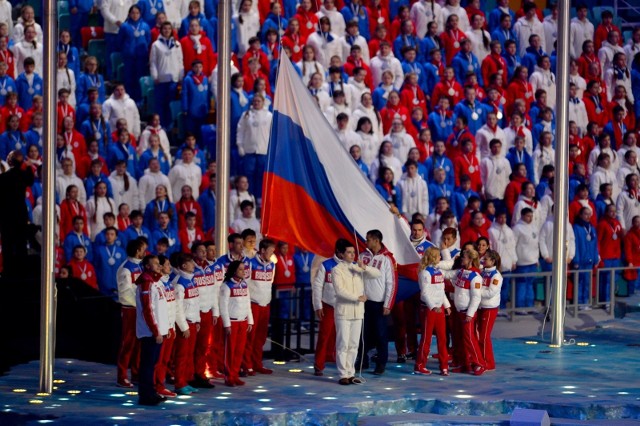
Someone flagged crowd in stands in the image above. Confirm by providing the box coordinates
[1,0,640,319]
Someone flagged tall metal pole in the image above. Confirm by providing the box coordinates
[550,0,571,347]
[215,0,231,256]
[39,0,58,393]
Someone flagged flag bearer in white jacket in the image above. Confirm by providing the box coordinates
[150,22,184,128]
[477,250,502,371]
[220,260,254,387]
[332,239,380,385]
[415,247,451,376]
[400,160,429,218]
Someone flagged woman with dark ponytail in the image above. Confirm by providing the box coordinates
[219,260,253,387]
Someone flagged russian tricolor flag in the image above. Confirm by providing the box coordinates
[262,54,420,267]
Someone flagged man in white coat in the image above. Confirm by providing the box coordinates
[480,139,511,203]
[316,0,346,38]
[332,239,380,385]
[369,41,404,90]
[476,112,507,161]
[306,17,342,69]
[56,158,87,204]
[616,173,640,231]
[569,5,594,59]
[513,2,545,58]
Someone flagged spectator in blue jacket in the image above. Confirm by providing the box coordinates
[121,210,151,247]
[136,0,165,28]
[85,159,114,199]
[118,5,152,102]
[181,60,210,144]
[572,207,600,306]
[198,174,216,233]
[180,0,213,40]
[425,140,455,186]
[453,85,488,135]
[375,167,403,215]
[94,227,126,300]
[451,39,482,86]
[16,58,43,110]
[341,0,370,40]
[107,128,137,176]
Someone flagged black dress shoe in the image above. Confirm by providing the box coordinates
[190,376,215,388]
[372,367,385,375]
[338,378,350,385]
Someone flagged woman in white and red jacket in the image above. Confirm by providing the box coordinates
[451,247,485,375]
[415,247,451,376]
[478,249,502,371]
[220,260,254,387]
[135,254,168,406]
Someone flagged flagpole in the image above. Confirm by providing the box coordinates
[39,0,58,393]
[215,0,231,256]
[550,0,571,347]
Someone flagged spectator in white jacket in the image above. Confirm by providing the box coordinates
[624,27,640,69]
[542,6,557,56]
[480,139,511,201]
[0,0,12,36]
[513,2,545,57]
[385,119,415,163]
[306,17,342,69]
[616,173,640,231]
[617,150,640,189]
[236,95,272,201]
[441,0,469,32]
[235,0,261,58]
[588,134,620,176]
[512,182,543,230]
[529,56,556,111]
[150,22,184,128]
[103,83,141,138]
[411,0,443,39]
[139,158,173,208]
[569,85,589,136]
[317,0,346,38]
[369,42,403,90]
[488,211,517,273]
[169,148,203,201]
[400,160,429,218]
[110,161,141,212]
[335,113,363,152]
[11,25,43,75]
[590,152,619,200]
[56,158,87,204]
[569,5,594,59]
[604,52,634,103]
[475,112,506,161]
[137,115,172,162]
[598,30,625,80]
[512,207,540,311]
[86,181,117,240]
[533,132,555,184]
[339,21,370,64]
[539,207,575,273]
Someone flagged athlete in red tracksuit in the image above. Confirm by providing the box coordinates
[478,250,503,371]
[243,239,276,375]
[116,238,147,388]
[220,260,254,387]
[415,247,451,376]
[451,248,486,375]
[154,255,178,398]
[172,253,201,395]
[191,242,218,387]
[311,248,343,375]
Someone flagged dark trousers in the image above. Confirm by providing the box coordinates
[138,337,162,401]
[358,300,388,368]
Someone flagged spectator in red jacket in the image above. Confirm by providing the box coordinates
[504,163,529,217]
[623,215,640,295]
[594,10,622,51]
[453,138,482,193]
[583,80,610,128]
[597,204,624,303]
[180,19,216,75]
[460,210,490,247]
[68,245,98,290]
[569,184,598,225]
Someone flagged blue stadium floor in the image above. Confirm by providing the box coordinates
[1,313,640,426]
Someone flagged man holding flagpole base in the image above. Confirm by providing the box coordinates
[357,230,398,375]
[332,239,380,385]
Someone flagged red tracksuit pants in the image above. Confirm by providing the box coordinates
[117,306,140,382]
[155,330,175,392]
[243,303,270,371]
[194,310,213,378]
[225,320,248,382]
[477,307,498,370]
[415,306,448,371]
[392,295,419,356]
[458,311,485,369]
[212,320,224,374]
[314,303,336,371]
[174,322,198,389]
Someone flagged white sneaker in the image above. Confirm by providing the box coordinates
[579,306,592,311]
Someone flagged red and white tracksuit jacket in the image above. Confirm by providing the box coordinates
[135,271,169,338]
[359,247,398,310]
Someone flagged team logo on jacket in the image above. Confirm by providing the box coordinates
[164,289,176,302]
[325,271,332,283]
[194,274,216,287]
[186,287,199,298]
[253,269,274,281]
[231,287,249,297]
